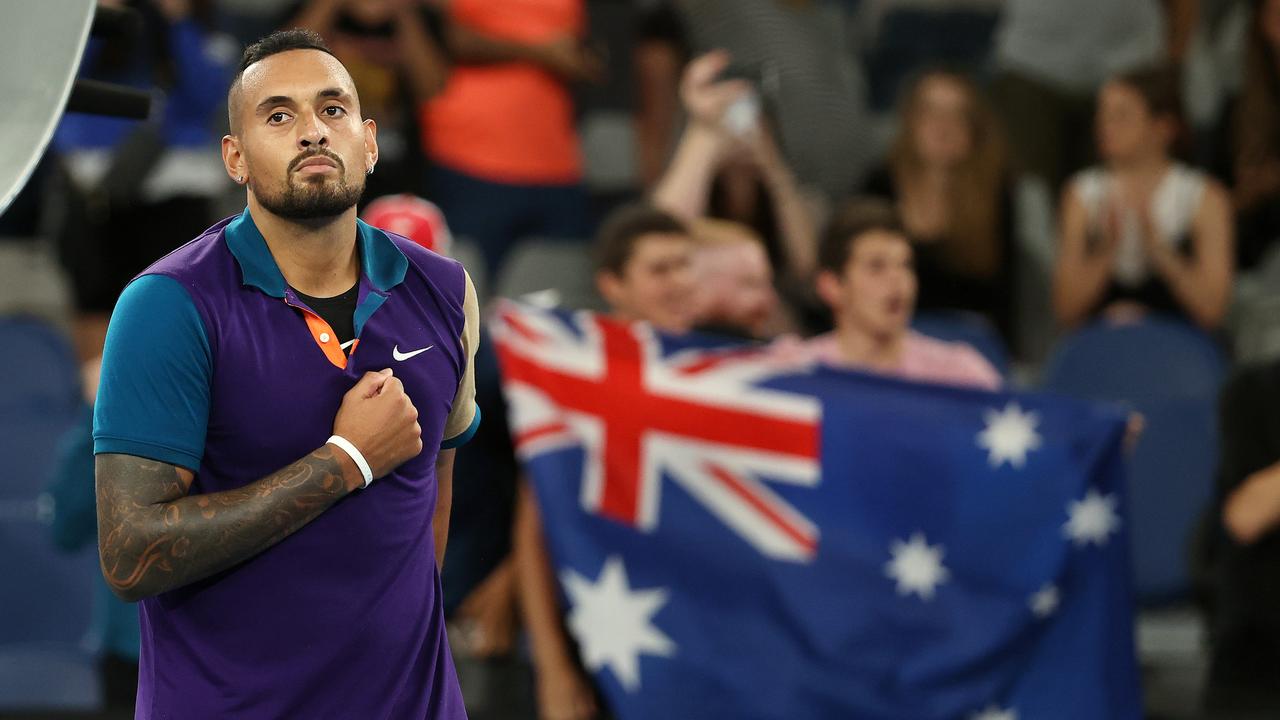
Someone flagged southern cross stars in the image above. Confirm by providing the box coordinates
[977,402,1042,469]
[1064,489,1121,547]
[885,532,950,601]
[1029,583,1060,618]
[560,556,676,692]
[972,704,1018,720]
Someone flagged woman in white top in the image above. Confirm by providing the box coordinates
[1053,66,1234,330]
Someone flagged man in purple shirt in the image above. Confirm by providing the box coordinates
[92,30,478,718]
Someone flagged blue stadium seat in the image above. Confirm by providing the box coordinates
[1041,315,1227,604]
[911,310,1011,378]
[0,316,98,710]
[0,644,99,710]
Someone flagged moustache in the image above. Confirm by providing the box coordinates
[288,149,345,174]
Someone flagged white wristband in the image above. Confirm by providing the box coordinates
[327,435,373,489]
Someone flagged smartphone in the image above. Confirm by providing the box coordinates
[723,92,761,136]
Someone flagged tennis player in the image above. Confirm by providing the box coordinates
[93,30,478,719]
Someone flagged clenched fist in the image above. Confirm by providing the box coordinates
[331,369,423,486]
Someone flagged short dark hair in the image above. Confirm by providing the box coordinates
[236,28,336,78]
[1113,64,1183,122]
[227,29,341,132]
[817,198,906,274]
[593,203,689,275]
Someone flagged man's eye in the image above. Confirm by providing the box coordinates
[323,106,345,117]
[268,112,289,124]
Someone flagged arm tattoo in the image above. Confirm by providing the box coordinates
[95,447,352,602]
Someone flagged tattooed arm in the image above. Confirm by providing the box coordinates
[95,448,359,602]
[96,369,426,602]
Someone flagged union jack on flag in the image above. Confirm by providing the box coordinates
[492,299,822,562]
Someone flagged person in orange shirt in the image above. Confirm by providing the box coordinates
[425,0,602,276]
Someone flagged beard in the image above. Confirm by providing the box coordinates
[251,153,364,221]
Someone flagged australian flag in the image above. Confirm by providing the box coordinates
[492,301,1142,720]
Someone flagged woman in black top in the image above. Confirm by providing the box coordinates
[860,70,1017,345]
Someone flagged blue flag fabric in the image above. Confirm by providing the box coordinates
[494,303,1142,720]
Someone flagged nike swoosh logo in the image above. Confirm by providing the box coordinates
[392,344,434,361]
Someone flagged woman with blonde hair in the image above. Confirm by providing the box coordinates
[861,70,1016,344]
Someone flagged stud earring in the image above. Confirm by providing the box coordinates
[236,175,244,183]
[366,165,374,176]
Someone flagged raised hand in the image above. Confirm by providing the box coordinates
[679,50,753,130]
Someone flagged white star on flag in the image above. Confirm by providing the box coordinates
[1063,488,1121,547]
[885,532,949,601]
[976,402,1042,469]
[972,705,1018,720]
[1029,583,1060,618]
[560,556,676,692]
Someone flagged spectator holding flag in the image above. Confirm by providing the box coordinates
[590,204,700,336]
[689,218,786,340]
[803,199,1002,390]
[514,203,698,720]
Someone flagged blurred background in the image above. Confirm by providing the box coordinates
[2,0,1280,717]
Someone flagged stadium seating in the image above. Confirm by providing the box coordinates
[0,316,97,710]
[0,646,99,710]
[493,237,604,312]
[911,309,1012,378]
[1042,315,1228,604]
[1011,175,1058,362]
[1229,247,1280,364]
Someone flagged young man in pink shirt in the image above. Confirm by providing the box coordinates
[807,199,1002,390]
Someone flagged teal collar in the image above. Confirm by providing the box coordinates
[224,208,409,297]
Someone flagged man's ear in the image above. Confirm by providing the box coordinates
[815,270,843,311]
[363,118,379,172]
[596,270,623,308]
[222,135,246,184]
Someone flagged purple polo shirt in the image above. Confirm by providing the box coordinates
[93,208,478,719]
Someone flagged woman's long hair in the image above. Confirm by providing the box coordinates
[1235,1,1280,187]
[887,70,1007,278]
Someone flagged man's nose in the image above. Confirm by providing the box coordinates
[297,112,328,150]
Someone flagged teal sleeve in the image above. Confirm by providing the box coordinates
[93,274,211,471]
[47,407,97,552]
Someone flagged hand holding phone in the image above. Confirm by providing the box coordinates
[680,50,754,129]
